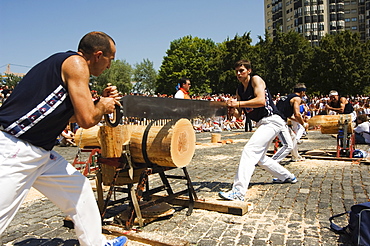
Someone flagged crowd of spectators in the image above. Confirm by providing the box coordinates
[82,91,369,134]
[0,85,13,104]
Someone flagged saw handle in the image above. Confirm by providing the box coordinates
[104,104,123,127]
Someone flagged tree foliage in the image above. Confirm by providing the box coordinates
[262,31,313,95]
[156,35,218,96]
[132,59,157,95]
[213,33,254,94]
[2,73,23,88]
[93,59,133,94]
[306,31,369,96]
[154,31,369,97]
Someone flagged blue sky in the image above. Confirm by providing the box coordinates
[0,1,265,74]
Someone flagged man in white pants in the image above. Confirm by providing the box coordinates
[275,83,308,163]
[219,60,297,202]
[0,32,127,246]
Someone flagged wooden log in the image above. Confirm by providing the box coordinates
[75,126,100,148]
[99,125,129,158]
[128,119,196,167]
[74,119,196,168]
[307,114,354,134]
[211,133,221,143]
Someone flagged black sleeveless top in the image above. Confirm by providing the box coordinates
[276,93,300,121]
[237,75,283,122]
[328,96,354,114]
[0,52,78,150]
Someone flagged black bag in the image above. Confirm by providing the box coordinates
[330,202,370,246]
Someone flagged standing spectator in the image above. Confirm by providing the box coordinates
[0,32,127,246]
[219,60,297,202]
[1,85,11,103]
[174,77,191,99]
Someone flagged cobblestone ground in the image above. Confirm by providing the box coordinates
[1,129,369,245]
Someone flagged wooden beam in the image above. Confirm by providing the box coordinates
[103,224,189,246]
[152,195,253,216]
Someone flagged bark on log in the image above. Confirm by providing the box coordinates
[308,114,354,134]
[73,119,196,167]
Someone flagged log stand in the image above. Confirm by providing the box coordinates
[336,115,355,158]
[72,147,100,176]
[96,143,198,230]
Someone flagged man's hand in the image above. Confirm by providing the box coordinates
[102,85,121,106]
[227,99,238,108]
[98,97,117,114]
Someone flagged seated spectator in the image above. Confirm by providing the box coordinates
[59,125,77,147]
[354,114,370,144]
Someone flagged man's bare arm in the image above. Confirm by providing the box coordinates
[62,55,116,129]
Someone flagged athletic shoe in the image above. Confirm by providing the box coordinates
[272,177,298,184]
[290,156,305,162]
[105,236,128,246]
[218,189,245,201]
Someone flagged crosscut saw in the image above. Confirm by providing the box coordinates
[104,95,228,127]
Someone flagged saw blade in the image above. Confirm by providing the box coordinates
[120,95,228,119]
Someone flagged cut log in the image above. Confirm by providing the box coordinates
[128,119,196,167]
[308,114,354,134]
[211,133,221,143]
[74,119,196,168]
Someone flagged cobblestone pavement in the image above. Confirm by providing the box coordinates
[2,129,369,245]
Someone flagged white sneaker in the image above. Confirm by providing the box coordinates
[291,156,305,162]
[219,189,245,201]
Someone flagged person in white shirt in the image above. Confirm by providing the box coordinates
[354,114,370,144]
[174,77,191,99]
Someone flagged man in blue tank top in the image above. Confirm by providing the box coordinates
[219,60,297,202]
[0,32,127,246]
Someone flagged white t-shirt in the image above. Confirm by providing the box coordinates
[174,90,185,99]
[354,121,370,143]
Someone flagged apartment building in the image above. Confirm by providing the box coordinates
[264,0,370,45]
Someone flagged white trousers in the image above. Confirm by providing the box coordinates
[291,121,305,141]
[0,131,107,246]
[274,127,300,162]
[233,115,295,195]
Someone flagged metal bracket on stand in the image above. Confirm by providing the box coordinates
[336,115,354,158]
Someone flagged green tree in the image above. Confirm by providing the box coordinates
[214,33,254,94]
[94,59,133,94]
[263,31,313,95]
[2,73,23,88]
[362,40,370,95]
[156,35,218,96]
[306,31,367,95]
[132,59,157,95]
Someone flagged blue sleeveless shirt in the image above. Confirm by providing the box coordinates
[237,75,283,122]
[0,51,79,150]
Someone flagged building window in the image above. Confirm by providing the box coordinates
[352,17,357,22]
[352,26,357,30]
